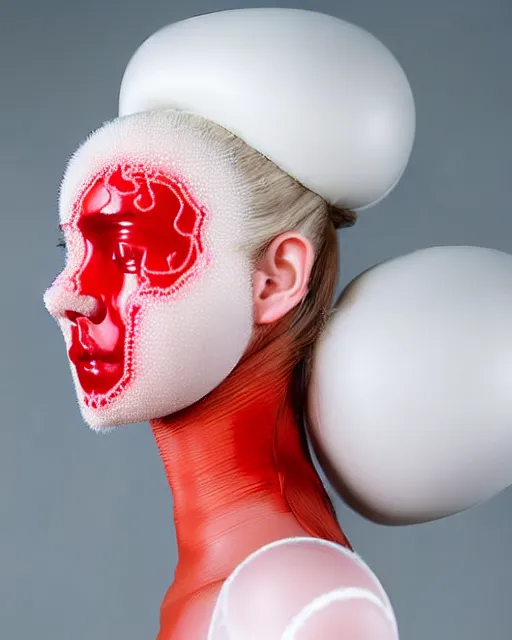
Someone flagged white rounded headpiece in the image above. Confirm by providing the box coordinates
[119,8,415,210]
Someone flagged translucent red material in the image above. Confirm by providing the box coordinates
[65,165,207,399]
[150,337,352,638]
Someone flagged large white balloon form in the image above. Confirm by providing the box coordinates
[309,246,512,525]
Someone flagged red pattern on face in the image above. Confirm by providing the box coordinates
[65,164,208,407]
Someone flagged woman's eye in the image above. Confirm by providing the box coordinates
[57,235,66,249]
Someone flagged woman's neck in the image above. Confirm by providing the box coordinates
[150,335,349,598]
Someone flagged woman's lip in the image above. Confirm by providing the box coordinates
[73,353,119,364]
[68,344,120,365]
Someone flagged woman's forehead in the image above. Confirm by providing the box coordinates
[59,110,250,230]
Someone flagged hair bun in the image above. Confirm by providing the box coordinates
[329,206,357,230]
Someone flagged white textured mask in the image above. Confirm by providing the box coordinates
[44,110,254,430]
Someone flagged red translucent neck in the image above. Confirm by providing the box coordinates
[150,336,350,635]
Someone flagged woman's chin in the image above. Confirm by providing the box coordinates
[74,392,143,431]
[77,401,130,431]
[74,389,188,431]
[70,362,236,431]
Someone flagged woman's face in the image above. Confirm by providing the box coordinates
[44,111,255,430]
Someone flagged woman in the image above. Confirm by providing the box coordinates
[44,8,512,640]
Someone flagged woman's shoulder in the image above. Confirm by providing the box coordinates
[208,536,397,640]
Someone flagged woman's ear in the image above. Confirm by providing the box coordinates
[253,232,314,324]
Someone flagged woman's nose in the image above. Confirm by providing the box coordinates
[43,285,106,324]
[65,302,106,324]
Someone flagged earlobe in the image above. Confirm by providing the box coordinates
[253,233,314,325]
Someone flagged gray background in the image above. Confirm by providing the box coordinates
[0,0,510,638]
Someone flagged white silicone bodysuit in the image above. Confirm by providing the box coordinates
[208,537,398,640]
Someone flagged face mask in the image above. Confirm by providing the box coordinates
[44,110,255,430]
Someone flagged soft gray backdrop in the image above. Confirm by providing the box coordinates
[0,0,510,638]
